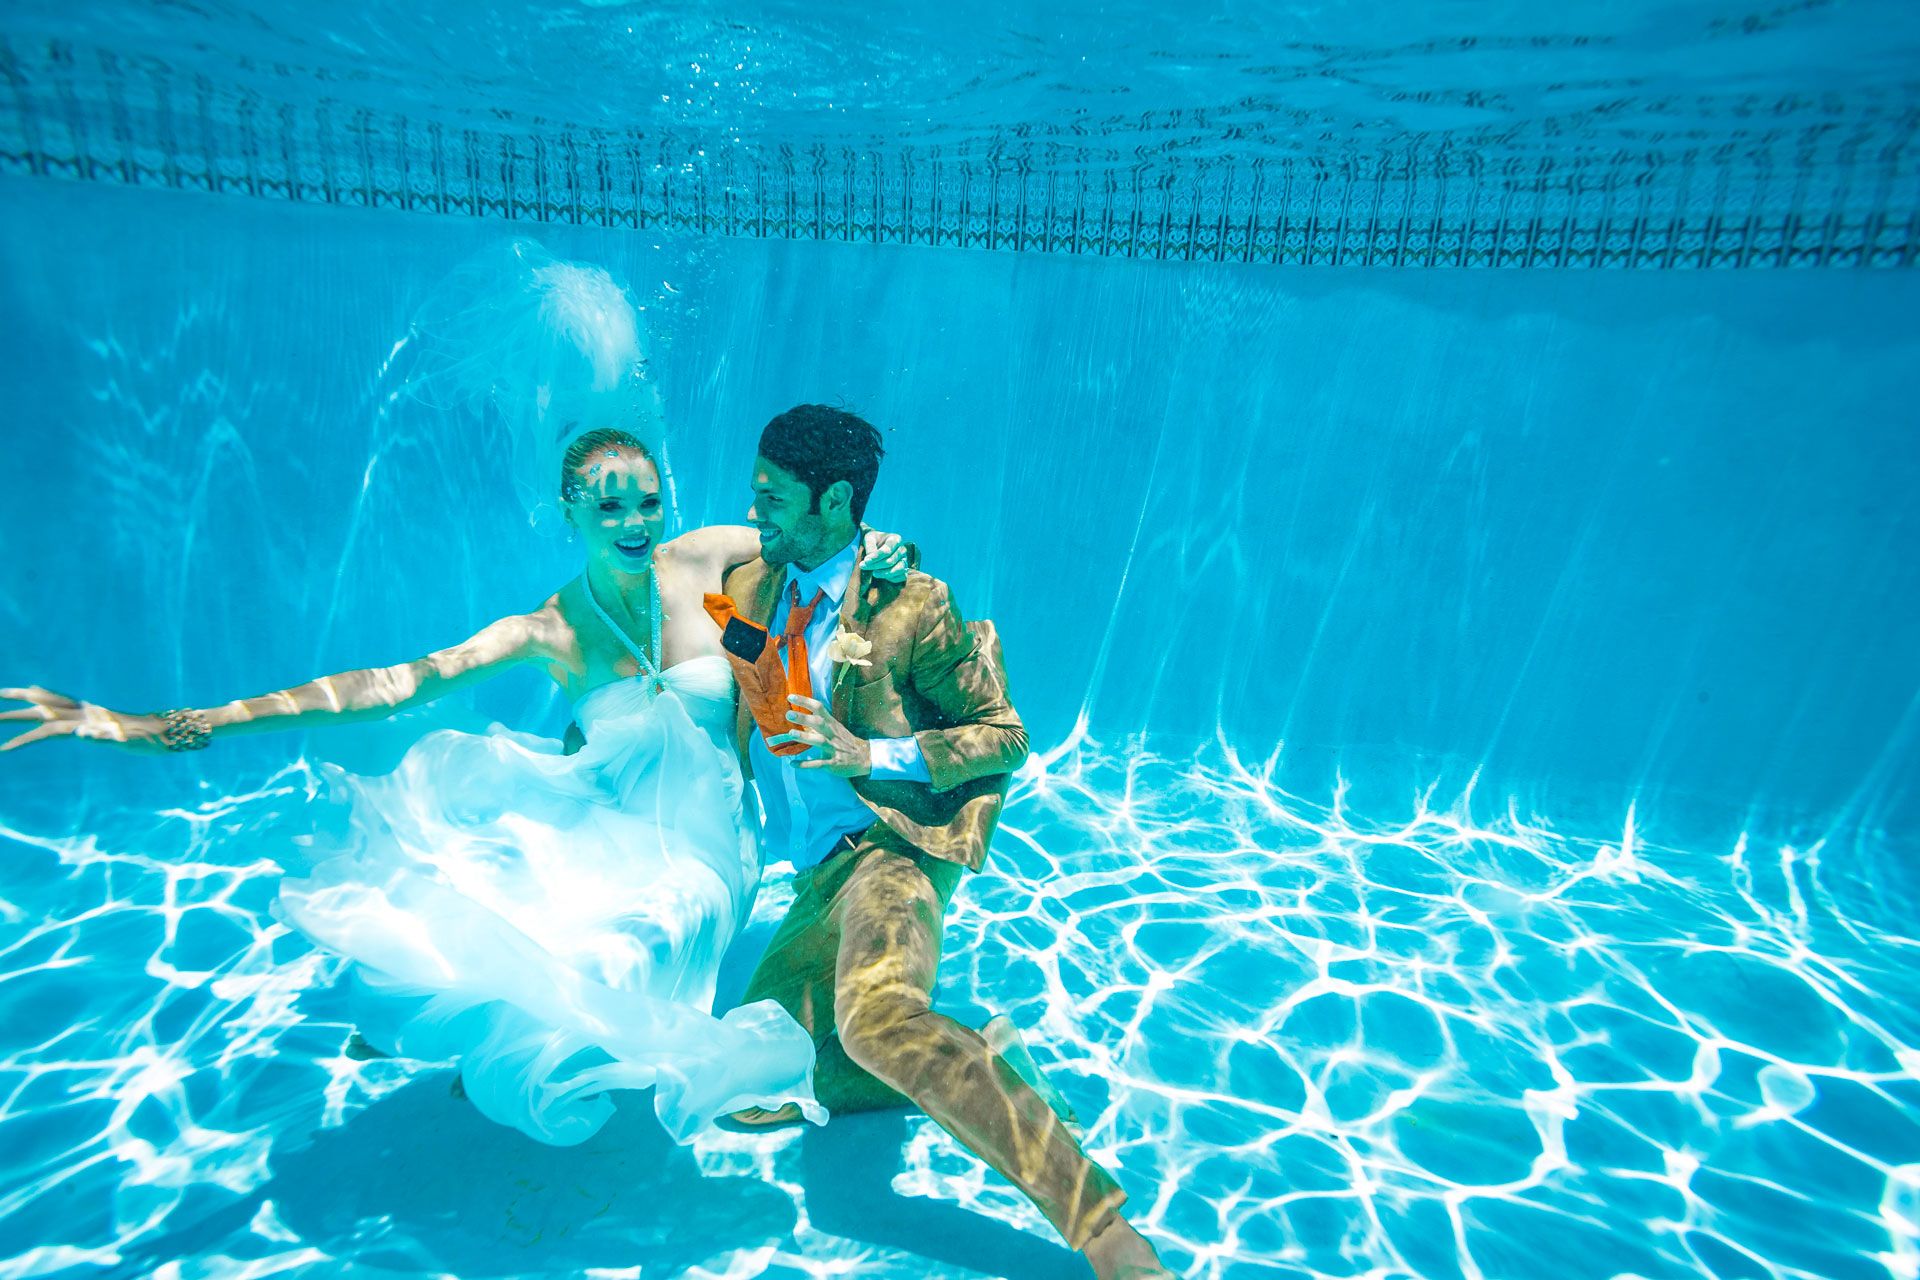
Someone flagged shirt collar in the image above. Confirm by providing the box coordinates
[784,536,860,610]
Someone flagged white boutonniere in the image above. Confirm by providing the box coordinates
[825,630,874,667]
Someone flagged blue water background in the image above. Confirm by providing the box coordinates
[7,183,1916,853]
[2,4,1920,1277]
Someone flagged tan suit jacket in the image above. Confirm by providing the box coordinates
[721,554,1026,872]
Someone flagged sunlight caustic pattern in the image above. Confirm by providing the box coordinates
[964,730,1920,1279]
[2,725,1916,1278]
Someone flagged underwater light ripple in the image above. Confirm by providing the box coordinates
[0,731,1916,1277]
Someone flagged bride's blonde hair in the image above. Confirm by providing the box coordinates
[559,427,656,502]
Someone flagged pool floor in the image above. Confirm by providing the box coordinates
[1,732,1916,1278]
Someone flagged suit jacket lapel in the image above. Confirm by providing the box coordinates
[737,557,782,628]
[829,555,871,720]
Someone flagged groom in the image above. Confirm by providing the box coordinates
[708,405,1172,1280]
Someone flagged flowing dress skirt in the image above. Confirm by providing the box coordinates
[277,658,823,1144]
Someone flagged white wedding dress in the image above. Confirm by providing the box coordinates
[276,655,826,1145]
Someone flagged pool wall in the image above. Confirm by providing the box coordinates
[3,177,1917,863]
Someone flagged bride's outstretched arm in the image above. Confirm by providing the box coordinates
[2,607,561,754]
[665,525,914,579]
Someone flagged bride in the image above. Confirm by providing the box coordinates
[0,246,911,1148]
[1,428,910,1146]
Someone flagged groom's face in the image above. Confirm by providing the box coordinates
[749,455,839,567]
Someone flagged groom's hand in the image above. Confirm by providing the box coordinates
[771,694,871,777]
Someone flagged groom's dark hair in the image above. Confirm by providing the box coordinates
[758,404,886,523]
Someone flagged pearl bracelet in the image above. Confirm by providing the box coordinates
[157,708,212,752]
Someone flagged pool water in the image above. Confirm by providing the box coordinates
[3,5,1919,1279]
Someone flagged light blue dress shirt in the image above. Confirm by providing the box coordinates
[749,538,932,871]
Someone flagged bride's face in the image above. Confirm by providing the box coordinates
[567,448,666,573]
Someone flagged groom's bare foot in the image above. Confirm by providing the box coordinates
[343,1031,389,1061]
[1082,1212,1175,1279]
[718,1102,806,1131]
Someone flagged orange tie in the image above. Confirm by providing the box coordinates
[780,582,825,702]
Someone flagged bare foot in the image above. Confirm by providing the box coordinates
[343,1031,389,1061]
[1082,1213,1175,1279]
[716,1103,805,1131]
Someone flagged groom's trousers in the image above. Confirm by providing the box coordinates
[738,825,1128,1251]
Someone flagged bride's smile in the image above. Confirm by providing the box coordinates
[567,445,666,573]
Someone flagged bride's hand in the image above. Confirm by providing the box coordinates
[0,686,161,752]
[860,531,913,583]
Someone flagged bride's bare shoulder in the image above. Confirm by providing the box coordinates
[662,526,758,573]
[659,527,758,587]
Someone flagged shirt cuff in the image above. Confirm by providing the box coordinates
[868,736,932,783]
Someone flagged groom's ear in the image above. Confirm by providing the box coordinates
[820,479,855,518]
